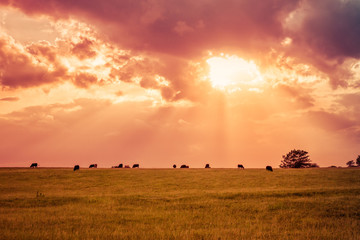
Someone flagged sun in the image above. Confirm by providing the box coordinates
[206,55,263,90]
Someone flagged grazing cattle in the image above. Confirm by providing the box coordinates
[89,164,97,168]
[238,164,244,169]
[124,165,130,168]
[30,163,38,168]
[113,164,123,168]
[180,165,189,168]
[266,166,273,172]
[73,165,80,171]
[205,164,210,168]
[132,164,139,168]
[173,164,177,168]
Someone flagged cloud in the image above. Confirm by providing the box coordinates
[307,110,355,131]
[73,72,98,88]
[0,23,171,95]
[284,0,360,88]
[275,83,315,109]
[71,37,97,60]
[0,96,19,101]
[288,0,360,59]
[1,0,300,55]
[3,0,360,98]
[0,14,211,102]
[0,32,66,88]
[338,93,360,113]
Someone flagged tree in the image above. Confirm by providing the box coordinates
[356,155,360,167]
[280,149,314,168]
[346,160,355,167]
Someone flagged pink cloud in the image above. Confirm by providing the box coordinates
[0,96,19,101]
[73,72,98,88]
[0,0,300,56]
[284,0,360,88]
[71,37,97,60]
[2,0,360,96]
[306,110,355,133]
[0,34,66,88]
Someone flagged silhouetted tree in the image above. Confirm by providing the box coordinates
[356,155,360,167]
[346,160,355,167]
[280,149,314,168]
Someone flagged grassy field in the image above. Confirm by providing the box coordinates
[0,168,359,239]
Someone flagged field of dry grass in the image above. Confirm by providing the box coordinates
[0,168,359,239]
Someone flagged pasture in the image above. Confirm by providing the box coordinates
[0,168,359,239]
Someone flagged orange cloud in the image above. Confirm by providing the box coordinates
[0,97,19,101]
[0,33,66,88]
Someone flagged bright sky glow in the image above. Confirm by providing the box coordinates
[206,56,264,90]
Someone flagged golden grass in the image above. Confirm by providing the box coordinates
[0,168,359,239]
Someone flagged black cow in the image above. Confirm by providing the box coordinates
[89,164,97,168]
[180,165,189,168]
[124,165,130,168]
[205,164,210,168]
[30,163,38,168]
[112,163,123,168]
[266,166,273,172]
[238,164,244,169]
[173,164,177,168]
[73,165,80,171]
[132,164,139,168]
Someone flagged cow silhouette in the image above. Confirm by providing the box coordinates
[173,164,177,168]
[30,163,38,168]
[73,165,80,171]
[238,164,244,169]
[113,164,123,168]
[266,166,273,172]
[180,165,189,168]
[89,164,97,168]
[132,164,139,168]
[205,164,210,168]
[124,165,130,168]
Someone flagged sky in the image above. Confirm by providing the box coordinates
[0,0,359,168]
